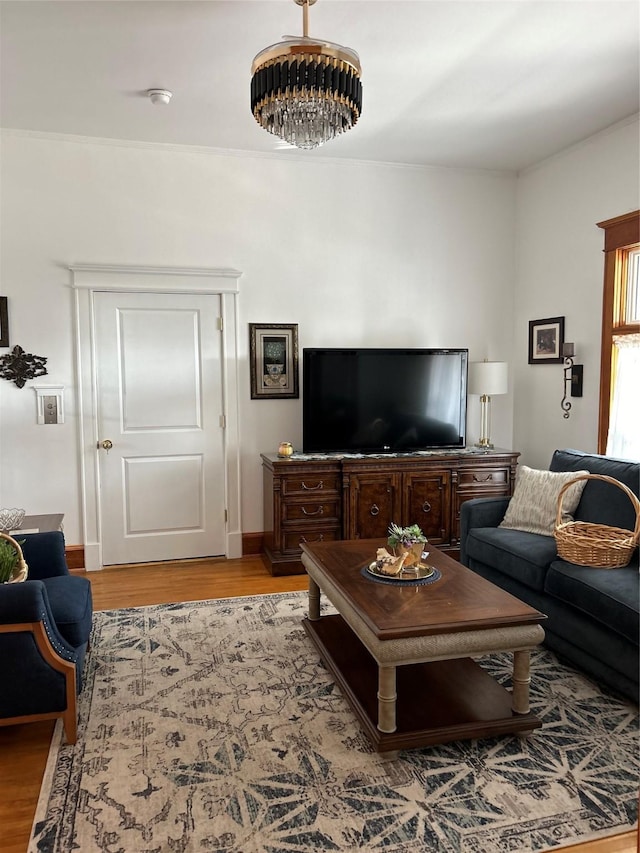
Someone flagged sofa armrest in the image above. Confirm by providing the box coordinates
[19,531,69,580]
[460,496,511,566]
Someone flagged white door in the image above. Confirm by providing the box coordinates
[94,291,226,565]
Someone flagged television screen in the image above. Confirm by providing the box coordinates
[303,348,468,454]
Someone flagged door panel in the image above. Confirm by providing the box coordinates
[95,291,225,565]
[403,470,450,544]
[349,473,399,539]
[120,308,203,430]
[124,455,203,533]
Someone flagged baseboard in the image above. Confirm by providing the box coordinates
[65,544,85,571]
[65,535,264,571]
[242,532,264,556]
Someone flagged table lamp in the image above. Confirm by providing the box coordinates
[468,361,508,448]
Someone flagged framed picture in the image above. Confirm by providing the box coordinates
[249,323,299,399]
[0,297,8,348]
[528,316,564,364]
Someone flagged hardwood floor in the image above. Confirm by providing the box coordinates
[0,556,636,853]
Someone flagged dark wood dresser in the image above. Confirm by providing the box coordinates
[261,449,519,575]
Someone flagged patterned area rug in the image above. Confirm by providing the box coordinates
[30,592,638,853]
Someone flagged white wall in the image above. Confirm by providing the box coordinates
[0,132,516,544]
[513,116,640,469]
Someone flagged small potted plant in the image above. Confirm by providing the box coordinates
[387,523,428,568]
[0,533,28,583]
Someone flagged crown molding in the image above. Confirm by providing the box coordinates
[0,127,513,178]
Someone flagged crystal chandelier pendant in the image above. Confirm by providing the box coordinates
[251,0,362,150]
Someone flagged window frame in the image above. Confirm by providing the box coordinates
[597,210,640,454]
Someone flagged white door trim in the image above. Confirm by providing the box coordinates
[71,263,243,570]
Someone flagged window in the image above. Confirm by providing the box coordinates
[597,212,640,459]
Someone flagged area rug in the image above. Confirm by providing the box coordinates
[30,592,638,853]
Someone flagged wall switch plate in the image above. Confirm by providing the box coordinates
[43,396,58,424]
[34,385,65,424]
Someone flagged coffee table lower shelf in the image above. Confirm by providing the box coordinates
[302,613,541,753]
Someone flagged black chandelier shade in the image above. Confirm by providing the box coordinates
[251,54,363,129]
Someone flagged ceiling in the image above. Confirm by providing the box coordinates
[1,0,638,172]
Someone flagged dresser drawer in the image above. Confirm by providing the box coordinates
[282,500,341,523]
[281,474,341,496]
[282,527,341,553]
[457,468,509,489]
[452,488,509,545]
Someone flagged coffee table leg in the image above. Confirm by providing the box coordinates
[377,665,397,733]
[512,650,531,714]
[308,577,321,621]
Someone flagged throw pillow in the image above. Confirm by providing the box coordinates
[499,465,589,536]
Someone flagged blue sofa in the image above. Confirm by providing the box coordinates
[0,531,93,743]
[461,449,639,703]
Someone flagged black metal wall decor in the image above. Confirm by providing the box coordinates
[0,345,48,388]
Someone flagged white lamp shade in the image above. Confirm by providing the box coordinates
[468,361,508,396]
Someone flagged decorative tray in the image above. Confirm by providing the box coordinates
[366,561,437,582]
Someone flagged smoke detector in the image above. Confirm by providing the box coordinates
[147,89,172,106]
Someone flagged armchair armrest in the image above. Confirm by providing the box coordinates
[19,531,69,580]
[460,496,511,566]
[0,580,77,662]
[0,578,81,743]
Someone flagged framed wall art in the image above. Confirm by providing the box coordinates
[249,323,299,399]
[0,297,9,347]
[528,316,565,364]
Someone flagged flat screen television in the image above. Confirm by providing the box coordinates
[303,348,468,454]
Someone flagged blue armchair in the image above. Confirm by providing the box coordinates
[0,531,93,743]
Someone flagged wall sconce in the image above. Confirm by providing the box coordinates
[561,343,583,418]
[468,360,508,448]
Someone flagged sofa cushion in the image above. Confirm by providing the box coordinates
[545,559,639,645]
[499,465,588,536]
[42,575,93,648]
[550,449,640,531]
[465,527,558,592]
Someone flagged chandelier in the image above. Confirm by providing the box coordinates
[250,0,362,150]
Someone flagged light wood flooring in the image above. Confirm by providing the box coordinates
[0,556,636,853]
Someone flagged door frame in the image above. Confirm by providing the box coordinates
[70,264,243,570]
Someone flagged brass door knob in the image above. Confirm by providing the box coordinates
[100,439,113,451]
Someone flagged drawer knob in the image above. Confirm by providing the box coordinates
[302,480,324,491]
[422,501,431,513]
[300,533,324,543]
[301,505,324,516]
[473,474,492,482]
[370,503,380,516]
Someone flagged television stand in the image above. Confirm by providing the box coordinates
[261,448,519,576]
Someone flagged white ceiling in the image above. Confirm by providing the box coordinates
[1,0,638,172]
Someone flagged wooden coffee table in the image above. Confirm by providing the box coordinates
[301,539,546,753]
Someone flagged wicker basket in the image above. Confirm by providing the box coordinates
[554,474,640,568]
[0,531,29,583]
